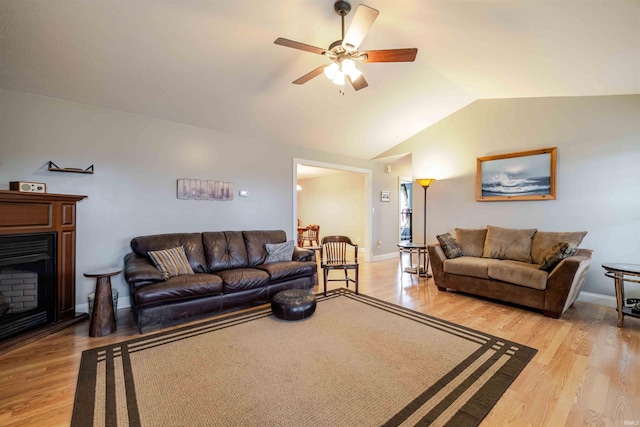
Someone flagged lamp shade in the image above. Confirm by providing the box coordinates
[416,178,436,188]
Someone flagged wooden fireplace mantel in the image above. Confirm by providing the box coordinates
[0,190,88,353]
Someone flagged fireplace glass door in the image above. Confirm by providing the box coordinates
[0,233,56,342]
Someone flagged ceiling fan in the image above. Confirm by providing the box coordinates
[274,0,418,91]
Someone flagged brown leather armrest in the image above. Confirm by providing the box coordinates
[124,252,164,285]
[293,247,316,262]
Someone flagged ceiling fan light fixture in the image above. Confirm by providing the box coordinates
[332,70,345,85]
[324,62,339,80]
[342,58,362,80]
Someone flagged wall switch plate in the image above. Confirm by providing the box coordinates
[239,190,249,197]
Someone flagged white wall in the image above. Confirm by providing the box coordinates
[297,172,365,246]
[377,95,640,298]
[372,155,413,258]
[0,89,388,310]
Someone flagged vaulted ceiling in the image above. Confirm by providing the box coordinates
[1,1,638,159]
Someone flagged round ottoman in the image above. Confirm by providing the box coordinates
[271,289,317,321]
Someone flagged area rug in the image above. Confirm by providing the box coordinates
[71,289,536,426]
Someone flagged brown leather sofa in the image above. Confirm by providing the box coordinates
[427,226,593,318]
[124,230,317,332]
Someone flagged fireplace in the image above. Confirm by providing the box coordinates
[0,233,57,341]
[0,190,87,353]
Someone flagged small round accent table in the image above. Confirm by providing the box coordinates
[85,267,122,337]
[602,263,640,327]
[397,242,431,278]
[271,289,317,321]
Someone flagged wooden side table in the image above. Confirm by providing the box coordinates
[397,242,431,278]
[602,263,640,327]
[85,268,122,337]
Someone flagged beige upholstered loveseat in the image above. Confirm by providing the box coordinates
[427,226,593,318]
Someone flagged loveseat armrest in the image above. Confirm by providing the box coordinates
[544,248,593,317]
[427,244,447,290]
[124,252,164,287]
[293,247,316,262]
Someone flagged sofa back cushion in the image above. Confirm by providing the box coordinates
[203,231,249,272]
[131,233,206,273]
[531,231,587,265]
[243,230,287,266]
[455,228,487,257]
[482,225,537,263]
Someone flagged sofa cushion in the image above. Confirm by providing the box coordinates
[436,233,463,259]
[538,242,578,271]
[443,257,497,279]
[455,228,487,257]
[265,240,295,263]
[488,260,549,291]
[482,225,537,263]
[148,246,194,280]
[216,268,270,293]
[131,233,206,273]
[256,261,317,283]
[243,230,288,266]
[531,231,587,265]
[134,273,223,307]
[203,231,249,272]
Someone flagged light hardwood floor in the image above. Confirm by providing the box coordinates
[1,258,639,426]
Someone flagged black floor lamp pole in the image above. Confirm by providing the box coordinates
[415,178,436,245]
[416,178,436,278]
[423,185,427,245]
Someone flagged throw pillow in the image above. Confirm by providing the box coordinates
[436,233,463,259]
[148,246,194,280]
[530,231,587,265]
[265,240,295,263]
[538,242,578,271]
[482,225,537,263]
[455,228,488,257]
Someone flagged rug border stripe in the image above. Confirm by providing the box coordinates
[71,287,537,427]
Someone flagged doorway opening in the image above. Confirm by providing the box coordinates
[400,178,412,242]
[293,159,372,262]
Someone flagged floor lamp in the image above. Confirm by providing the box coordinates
[416,178,436,277]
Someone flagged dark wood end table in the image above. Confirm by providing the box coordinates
[85,267,122,337]
[602,263,640,327]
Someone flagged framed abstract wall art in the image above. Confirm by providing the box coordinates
[177,179,234,201]
[476,147,557,201]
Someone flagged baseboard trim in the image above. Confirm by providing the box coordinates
[371,252,399,262]
[576,291,616,308]
[76,295,131,315]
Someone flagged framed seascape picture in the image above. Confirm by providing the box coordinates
[476,147,557,201]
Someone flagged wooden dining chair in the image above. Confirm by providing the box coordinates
[320,235,359,296]
[302,225,320,247]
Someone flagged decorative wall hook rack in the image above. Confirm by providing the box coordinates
[48,161,94,174]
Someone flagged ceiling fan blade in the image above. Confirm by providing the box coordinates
[349,74,368,91]
[362,48,418,63]
[292,65,327,85]
[274,38,326,55]
[342,5,379,50]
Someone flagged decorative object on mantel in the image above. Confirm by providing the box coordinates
[476,147,557,202]
[48,161,94,174]
[9,181,46,193]
[177,178,234,201]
